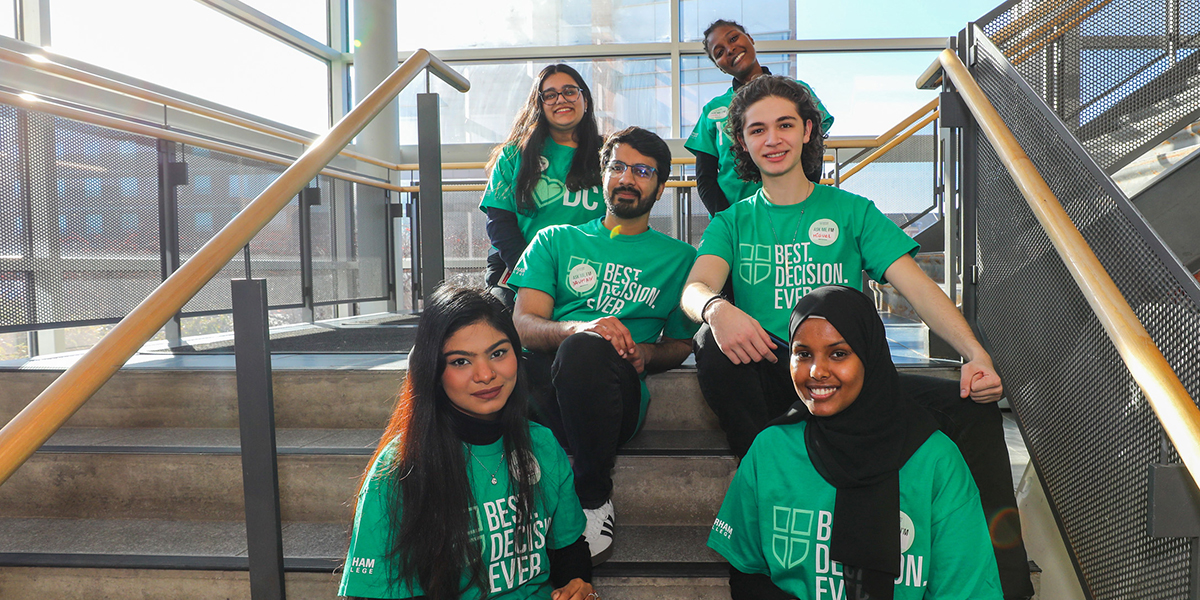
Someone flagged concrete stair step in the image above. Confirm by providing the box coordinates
[1,364,957,431]
[3,430,734,525]
[0,518,726,599]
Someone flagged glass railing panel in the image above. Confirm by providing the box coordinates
[837,120,939,239]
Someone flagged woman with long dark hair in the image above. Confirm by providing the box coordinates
[707,286,1003,599]
[340,285,597,600]
[480,64,605,306]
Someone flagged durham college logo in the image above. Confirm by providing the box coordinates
[772,506,814,569]
[738,244,773,285]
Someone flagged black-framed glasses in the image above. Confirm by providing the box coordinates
[605,160,657,180]
[540,85,581,104]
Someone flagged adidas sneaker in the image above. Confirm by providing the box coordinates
[582,500,615,566]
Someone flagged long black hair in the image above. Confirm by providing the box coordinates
[726,75,826,184]
[487,63,603,216]
[359,285,538,599]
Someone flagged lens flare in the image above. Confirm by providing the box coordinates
[989,507,1023,550]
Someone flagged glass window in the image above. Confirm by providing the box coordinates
[239,0,328,44]
[399,58,671,145]
[0,0,14,38]
[683,52,939,138]
[679,0,791,43]
[49,0,329,133]
[397,0,669,50]
[681,0,999,42]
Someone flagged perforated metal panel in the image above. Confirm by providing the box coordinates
[969,33,1200,599]
[980,0,1200,172]
[0,108,161,329]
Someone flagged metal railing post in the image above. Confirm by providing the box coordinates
[958,28,980,330]
[158,140,185,346]
[299,185,320,323]
[417,91,445,302]
[232,277,286,600]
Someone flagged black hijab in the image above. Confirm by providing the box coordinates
[771,285,938,600]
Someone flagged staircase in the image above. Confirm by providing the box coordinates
[0,344,970,598]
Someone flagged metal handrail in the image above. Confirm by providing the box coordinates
[0,46,401,171]
[0,90,406,193]
[931,47,1200,483]
[0,49,468,487]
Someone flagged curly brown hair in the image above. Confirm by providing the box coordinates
[725,75,826,184]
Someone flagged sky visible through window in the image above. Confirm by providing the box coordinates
[1,0,1002,137]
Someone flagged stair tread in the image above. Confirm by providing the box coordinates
[38,428,732,456]
[0,518,723,566]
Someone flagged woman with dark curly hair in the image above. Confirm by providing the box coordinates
[339,285,598,600]
[681,76,1033,598]
[480,64,606,306]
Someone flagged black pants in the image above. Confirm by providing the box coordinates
[694,324,1034,599]
[525,332,642,509]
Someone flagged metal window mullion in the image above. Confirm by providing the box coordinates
[15,0,50,46]
[193,0,341,62]
[670,0,681,139]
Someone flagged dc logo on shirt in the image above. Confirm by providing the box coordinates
[772,506,814,569]
[737,244,773,285]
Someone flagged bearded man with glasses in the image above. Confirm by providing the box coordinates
[509,127,698,566]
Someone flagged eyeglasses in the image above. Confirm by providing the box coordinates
[540,85,581,104]
[605,160,657,180]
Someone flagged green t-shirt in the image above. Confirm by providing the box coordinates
[339,424,586,599]
[697,185,918,340]
[479,141,606,243]
[708,423,1003,600]
[684,79,834,206]
[507,218,700,426]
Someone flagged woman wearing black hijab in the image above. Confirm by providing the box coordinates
[707,286,1003,600]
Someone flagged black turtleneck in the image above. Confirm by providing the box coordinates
[448,405,505,446]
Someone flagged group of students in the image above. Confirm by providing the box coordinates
[338,19,1035,600]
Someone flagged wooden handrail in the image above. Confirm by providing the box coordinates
[837,110,940,184]
[0,49,468,487]
[0,90,406,193]
[934,47,1200,484]
[1007,0,1115,67]
[0,46,403,172]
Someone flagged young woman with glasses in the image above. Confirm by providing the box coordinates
[480,64,606,307]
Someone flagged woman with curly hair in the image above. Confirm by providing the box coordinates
[480,64,606,306]
[681,76,1033,598]
[339,285,598,600]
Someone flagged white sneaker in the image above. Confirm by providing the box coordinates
[582,500,615,566]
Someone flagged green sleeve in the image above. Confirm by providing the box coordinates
[339,448,419,598]
[507,227,560,297]
[542,438,587,550]
[797,79,835,136]
[857,199,919,284]
[707,444,771,576]
[684,107,720,157]
[695,211,735,266]
[925,434,1004,600]
[480,145,519,214]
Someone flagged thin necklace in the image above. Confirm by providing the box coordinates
[764,180,815,270]
[469,448,504,485]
